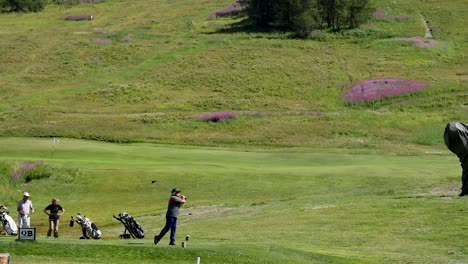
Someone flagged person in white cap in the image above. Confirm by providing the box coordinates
[17,192,34,228]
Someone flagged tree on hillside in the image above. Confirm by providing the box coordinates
[0,0,46,13]
[240,0,372,36]
[317,0,372,30]
[288,0,321,37]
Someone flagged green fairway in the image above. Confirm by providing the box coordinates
[0,138,466,263]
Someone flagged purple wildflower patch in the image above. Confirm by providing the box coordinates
[10,161,44,182]
[344,78,429,103]
[207,1,242,19]
[10,171,23,183]
[199,112,237,122]
[372,8,411,21]
[396,37,437,48]
[64,14,94,21]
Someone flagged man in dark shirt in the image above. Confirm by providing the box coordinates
[444,122,468,196]
[43,198,65,237]
[154,188,186,245]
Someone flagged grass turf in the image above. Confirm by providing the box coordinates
[0,138,466,263]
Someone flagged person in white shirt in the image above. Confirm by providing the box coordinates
[17,192,34,228]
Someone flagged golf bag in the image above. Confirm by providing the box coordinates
[70,213,102,239]
[113,212,144,239]
[444,122,468,157]
[444,122,468,196]
[0,205,18,236]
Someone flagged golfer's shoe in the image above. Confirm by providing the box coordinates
[169,241,176,246]
[153,235,160,245]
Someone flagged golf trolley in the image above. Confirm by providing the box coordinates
[113,212,144,239]
[0,205,18,236]
[70,213,102,239]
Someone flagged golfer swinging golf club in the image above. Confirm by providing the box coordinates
[154,188,187,246]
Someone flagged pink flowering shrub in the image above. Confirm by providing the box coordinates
[396,37,437,48]
[207,1,242,19]
[64,14,94,20]
[4,161,78,184]
[199,112,237,122]
[372,8,411,21]
[10,161,44,182]
[344,78,429,103]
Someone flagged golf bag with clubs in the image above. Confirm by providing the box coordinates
[0,205,18,236]
[444,122,468,196]
[70,213,102,239]
[113,212,144,239]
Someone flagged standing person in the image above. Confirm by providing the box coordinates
[444,122,468,196]
[43,198,65,238]
[154,188,187,246]
[17,192,34,228]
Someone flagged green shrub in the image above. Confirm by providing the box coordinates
[23,164,53,182]
[0,0,46,13]
[0,161,10,184]
[4,160,79,184]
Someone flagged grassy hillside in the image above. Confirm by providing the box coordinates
[0,0,466,149]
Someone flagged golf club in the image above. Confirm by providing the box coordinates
[151,180,188,199]
[151,180,172,191]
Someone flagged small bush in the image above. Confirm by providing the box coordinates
[23,164,53,182]
[6,161,78,184]
[199,112,237,123]
[1,0,46,12]
[10,161,44,182]
[64,14,94,20]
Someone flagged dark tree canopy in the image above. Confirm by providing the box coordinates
[240,0,373,36]
[241,0,289,29]
[318,0,373,30]
[0,0,46,12]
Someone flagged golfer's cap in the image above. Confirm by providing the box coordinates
[171,188,181,193]
[23,192,30,197]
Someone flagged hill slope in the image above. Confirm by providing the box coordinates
[0,0,466,150]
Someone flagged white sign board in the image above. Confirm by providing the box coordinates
[18,228,36,240]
